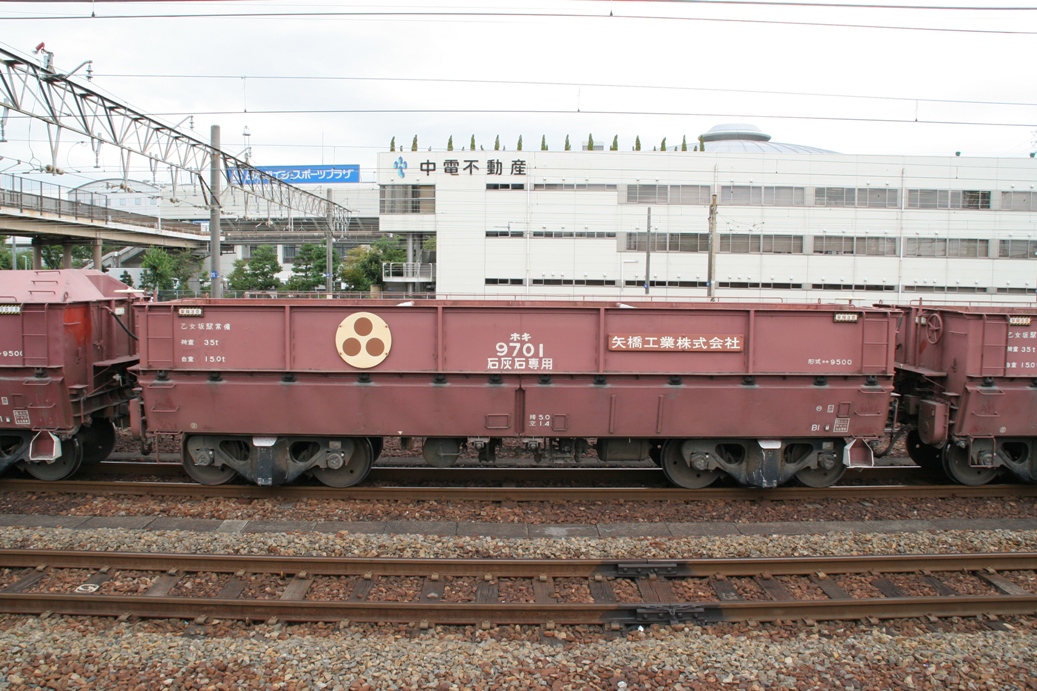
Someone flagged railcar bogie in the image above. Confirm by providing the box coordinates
[183,434,376,487]
[660,436,851,489]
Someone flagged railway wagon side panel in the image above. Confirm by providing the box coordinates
[141,375,523,437]
[137,302,896,376]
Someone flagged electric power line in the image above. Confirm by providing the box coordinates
[0,7,1036,36]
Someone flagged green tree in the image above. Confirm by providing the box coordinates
[517,135,523,151]
[494,135,500,151]
[660,137,667,152]
[681,135,688,152]
[634,136,641,151]
[119,270,134,288]
[171,249,203,294]
[339,237,407,292]
[470,134,476,151]
[587,133,594,151]
[410,135,418,152]
[286,243,337,291]
[698,134,706,152]
[227,245,282,292]
[564,135,571,151]
[447,135,454,151]
[610,135,618,151]
[139,247,176,291]
[389,136,396,152]
[540,135,548,151]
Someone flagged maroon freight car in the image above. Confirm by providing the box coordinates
[133,299,898,488]
[896,303,1037,485]
[0,270,138,479]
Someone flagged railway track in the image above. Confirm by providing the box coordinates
[1,549,1035,627]
[2,475,1036,502]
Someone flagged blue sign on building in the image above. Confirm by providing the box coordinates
[231,165,360,184]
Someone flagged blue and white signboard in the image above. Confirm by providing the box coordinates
[231,165,360,184]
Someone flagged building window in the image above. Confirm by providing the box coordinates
[814,187,898,208]
[485,230,524,238]
[486,183,525,190]
[626,184,669,204]
[485,278,525,285]
[1002,191,1037,211]
[717,234,803,254]
[533,183,617,191]
[721,186,806,206]
[282,245,297,260]
[907,189,991,210]
[624,232,709,252]
[999,239,1037,259]
[813,236,897,256]
[903,238,988,257]
[379,185,435,214]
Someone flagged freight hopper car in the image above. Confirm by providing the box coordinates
[896,303,1037,485]
[0,270,138,480]
[133,299,899,488]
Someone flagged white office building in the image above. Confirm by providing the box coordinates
[377,124,1037,304]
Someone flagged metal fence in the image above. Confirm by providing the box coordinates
[0,173,205,236]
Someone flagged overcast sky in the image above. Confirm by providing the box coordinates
[1,0,1036,187]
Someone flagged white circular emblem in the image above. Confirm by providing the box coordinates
[335,312,392,369]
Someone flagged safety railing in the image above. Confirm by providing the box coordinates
[0,173,205,236]
[382,262,436,282]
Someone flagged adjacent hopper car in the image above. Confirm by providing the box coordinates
[0,270,137,480]
[2,270,1036,489]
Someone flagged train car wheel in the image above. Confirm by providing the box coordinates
[794,464,846,488]
[313,437,374,487]
[24,437,83,481]
[182,437,237,485]
[369,437,384,461]
[943,445,999,486]
[905,430,943,471]
[78,419,117,464]
[422,438,464,468]
[661,439,721,489]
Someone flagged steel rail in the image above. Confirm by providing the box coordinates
[3,549,1036,575]
[2,477,1036,502]
[1,550,1035,625]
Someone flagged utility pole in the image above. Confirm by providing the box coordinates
[707,194,718,298]
[644,207,651,295]
[325,188,335,293]
[209,125,222,298]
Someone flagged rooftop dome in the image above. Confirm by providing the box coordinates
[699,124,835,154]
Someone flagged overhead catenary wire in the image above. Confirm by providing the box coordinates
[1,6,1037,35]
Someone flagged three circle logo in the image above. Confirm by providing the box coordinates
[335,312,392,368]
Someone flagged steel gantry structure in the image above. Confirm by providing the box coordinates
[0,45,352,294]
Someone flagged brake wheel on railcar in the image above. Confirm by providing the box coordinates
[22,437,83,481]
[660,439,722,489]
[905,430,943,472]
[311,437,374,487]
[943,444,1000,486]
[78,419,118,464]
